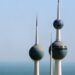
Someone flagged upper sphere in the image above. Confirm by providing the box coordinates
[53,19,63,29]
[29,44,43,61]
[49,41,67,60]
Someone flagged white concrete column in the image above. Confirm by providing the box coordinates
[55,60,62,75]
[34,61,39,75]
[56,30,61,41]
[50,46,53,75]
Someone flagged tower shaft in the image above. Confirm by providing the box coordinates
[55,60,62,75]
[34,61,39,75]
[56,29,61,41]
[56,0,61,41]
[55,29,62,75]
[50,34,53,75]
[55,0,62,75]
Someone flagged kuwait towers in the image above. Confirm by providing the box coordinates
[29,17,43,75]
[49,0,67,75]
[29,0,67,75]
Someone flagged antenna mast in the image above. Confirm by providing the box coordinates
[57,0,60,20]
[35,16,39,45]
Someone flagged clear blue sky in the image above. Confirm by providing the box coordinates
[0,0,74,65]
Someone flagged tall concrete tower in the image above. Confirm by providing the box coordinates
[29,16,43,75]
[49,0,67,75]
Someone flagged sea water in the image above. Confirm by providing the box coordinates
[0,63,74,75]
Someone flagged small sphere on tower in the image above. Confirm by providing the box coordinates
[53,19,63,29]
[49,41,67,60]
[29,44,43,61]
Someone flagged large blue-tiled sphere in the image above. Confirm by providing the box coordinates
[29,44,43,60]
[49,41,67,60]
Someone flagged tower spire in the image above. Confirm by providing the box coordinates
[35,16,39,45]
[57,0,60,20]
